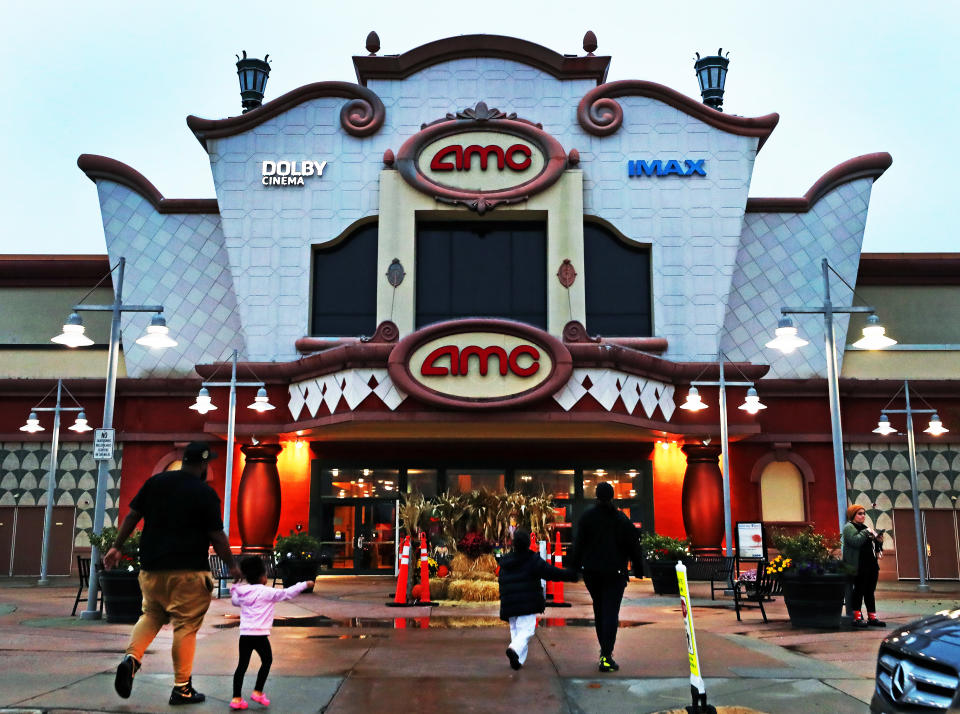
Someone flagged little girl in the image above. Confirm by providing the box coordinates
[229,556,314,709]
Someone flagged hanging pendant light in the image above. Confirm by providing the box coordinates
[738,387,767,414]
[19,412,44,433]
[248,387,275,412]
[852,314,897,350]
[924,414,948,436]
[680,386,708,411]
[765,317,809,354]
[51,312,95,348]
[135,313,178,349]
[189,388,218,414]
[68,411,94,433]
[872,414,897,436]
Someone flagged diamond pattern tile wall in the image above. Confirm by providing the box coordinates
[552,369,676,420]
[0,442,122,547]
[721,179,874,378]
[95,182,246,377]
[288,369,407,419]
[845,442,960,552]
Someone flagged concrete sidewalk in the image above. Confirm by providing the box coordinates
[0,576,957,713]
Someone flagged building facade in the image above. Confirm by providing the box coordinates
[1,35,957,580]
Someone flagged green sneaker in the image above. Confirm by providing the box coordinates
[598,655,619,672]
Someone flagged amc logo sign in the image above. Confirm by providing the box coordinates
[387,320,572,409]
[419,131,544,192]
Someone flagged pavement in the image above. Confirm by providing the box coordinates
[1,575,958,713]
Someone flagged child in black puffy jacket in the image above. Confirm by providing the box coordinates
[497,527,577,670]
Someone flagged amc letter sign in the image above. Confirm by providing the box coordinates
[387,319,572,409]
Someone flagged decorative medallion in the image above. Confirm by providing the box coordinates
[557,259,577,288]
[395,101,568,214]
[386,258,405,287]
[387,318,572,409]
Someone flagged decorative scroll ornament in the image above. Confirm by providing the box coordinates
[557,259,577,288]
[397,101,567,213]
[562,320,600,344]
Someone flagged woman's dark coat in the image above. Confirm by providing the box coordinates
[498,549,577,621]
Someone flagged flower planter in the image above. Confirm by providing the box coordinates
[781,571,848,628]
[647,560,680,595]
[98,569,143,624]
[277,559,319,588]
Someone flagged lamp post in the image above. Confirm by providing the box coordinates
[872,380,947,592]
[694,49,730,111]
[680,350,766,556]
[52,257,177,619]
[766,258,897,533]
[21,380,92,584]
[189,349,274,539]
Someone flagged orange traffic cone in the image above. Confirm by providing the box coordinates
[546,532,572,608]
[386,535,411,606]
[417,531,438,606]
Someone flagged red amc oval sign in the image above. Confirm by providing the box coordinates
[387,319,573,409]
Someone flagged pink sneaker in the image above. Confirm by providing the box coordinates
[250,692,270,706]
[230,699,248,710]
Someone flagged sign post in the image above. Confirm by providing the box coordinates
[92,428,115,461]
[676,561,716,714]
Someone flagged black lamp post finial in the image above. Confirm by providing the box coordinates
[236,50,271,114]
[694,48,730,112]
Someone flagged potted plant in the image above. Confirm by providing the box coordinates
[274,530,321,587]
[639,532,690,595]
[89,527,142,624]
[771,527,852,628]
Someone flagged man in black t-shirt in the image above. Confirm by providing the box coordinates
[104,442,240,706]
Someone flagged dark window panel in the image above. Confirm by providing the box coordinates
[583,222,652,336]
[311,223,378,337]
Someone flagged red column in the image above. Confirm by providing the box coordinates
[237,443,283,553]
[680,444,724,553]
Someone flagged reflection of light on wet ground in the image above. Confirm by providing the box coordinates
[215,615,651,630]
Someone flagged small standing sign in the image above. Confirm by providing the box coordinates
[93,428,115,461]
[676,561,716,714]
[735,522,767,561]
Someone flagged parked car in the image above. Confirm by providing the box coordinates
[871,608,960,713]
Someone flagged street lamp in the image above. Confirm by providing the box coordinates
[53,257,177,619]
[20,380,91,584]
[189,349,274,539]
[872,380,948,592]
[694,49,730,112]
[681,350,766,556]
[766,258,897,533]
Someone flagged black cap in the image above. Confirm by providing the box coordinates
[595,482,614,501]
[183,441,218,463]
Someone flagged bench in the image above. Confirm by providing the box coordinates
[72,555,103,616]
[733,561,783,623]
[209,553,280,597]
[683,555,736,600]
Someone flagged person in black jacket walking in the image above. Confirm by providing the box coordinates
[498,527,577,670]
[568,481,642,672]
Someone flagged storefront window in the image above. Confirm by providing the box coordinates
[516,469,574,499]
[322,468,398,498]
[406,469,438,497]
[582,468,642,500]
[446,469,505,494]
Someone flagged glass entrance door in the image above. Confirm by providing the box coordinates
[320,500,396,574]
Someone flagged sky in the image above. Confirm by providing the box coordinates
[0,0,955,255]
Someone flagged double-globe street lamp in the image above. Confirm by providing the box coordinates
[872,380,948,591]
[20,380,92,584]
[52,257,177,619]
[766,258,897,533]
[189,349,274,543]
[680,350,767,557]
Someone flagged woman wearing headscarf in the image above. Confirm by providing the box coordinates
[842,504,885,628]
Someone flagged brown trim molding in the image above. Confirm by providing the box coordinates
[387,318,573,410]
[77,155,219,215]
[0,255,111,287]
[186,81,386,149]
[577,80,779,148]
[858,253,960,286]
[353,35,610,86]
[745,152,893,213]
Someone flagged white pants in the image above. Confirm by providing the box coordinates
[508,614,538,664]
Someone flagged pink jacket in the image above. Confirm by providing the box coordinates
[230,581,309,636]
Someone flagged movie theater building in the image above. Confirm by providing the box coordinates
[2,34,959,580]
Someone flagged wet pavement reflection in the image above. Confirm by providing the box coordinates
[215,615,652,629]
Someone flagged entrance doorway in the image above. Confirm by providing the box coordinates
[893,508,960,580]
[318,500,396,574]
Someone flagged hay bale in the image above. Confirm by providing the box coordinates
[474,553,498,573]
[428,578,449,600]
[461,570,496,581]
[450,553,473,573]
[446,579,499,602]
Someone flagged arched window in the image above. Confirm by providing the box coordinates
[583,221,651,336]
[759,461,806,522]
[311,222,378,336]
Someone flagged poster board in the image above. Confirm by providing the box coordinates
[735,521,766,561]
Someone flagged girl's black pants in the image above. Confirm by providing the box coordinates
[233,635,272,698]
